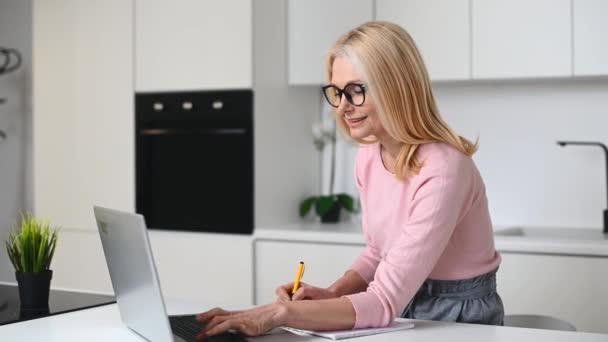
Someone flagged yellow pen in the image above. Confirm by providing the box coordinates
[291,261,305,297]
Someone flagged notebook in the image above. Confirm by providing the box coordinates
[281,318,415,340]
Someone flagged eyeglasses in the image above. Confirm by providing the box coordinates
[321,83,367,108]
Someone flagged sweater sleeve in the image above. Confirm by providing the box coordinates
[345,155,473,328]
[348,230,381,283]
[347,146,381,283]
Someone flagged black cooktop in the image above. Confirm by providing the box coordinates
[0,284,115,325]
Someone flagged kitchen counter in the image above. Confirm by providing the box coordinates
[493,226,608,257]
[255,221,365,245]
[255,222,608,257]
[3,299,607,341]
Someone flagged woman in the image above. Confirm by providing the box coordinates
[195,21,503,339]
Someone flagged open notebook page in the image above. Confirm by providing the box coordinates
[281,318,415,340]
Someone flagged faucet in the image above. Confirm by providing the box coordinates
[0,98,5,141]
[557,140,608,234]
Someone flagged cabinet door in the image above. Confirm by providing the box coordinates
[498,253,608,334]
[33,0,135,229]
[135,0,252,91]
[472,0,571,79]
[288,0,373,85]
[149,231,253,307]
[573,0,608,76]
[376,0,471,81]
[254,240,364,304]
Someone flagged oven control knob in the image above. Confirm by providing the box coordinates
[182,101,193,111]
[153,102,164,112]
[212,100,223,110]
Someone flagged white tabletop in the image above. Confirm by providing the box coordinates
[1,300,606,342]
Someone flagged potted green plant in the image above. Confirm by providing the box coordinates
[300,121,358,223]
[5,213,59,311]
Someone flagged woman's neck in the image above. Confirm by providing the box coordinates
[379,137,402,173]
[379,137,402,160]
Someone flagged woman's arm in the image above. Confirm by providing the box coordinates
[283,297,356,330]
[197,297,356,338]
[327,270,369,297]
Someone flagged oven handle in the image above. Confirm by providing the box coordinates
[139,128,247,136]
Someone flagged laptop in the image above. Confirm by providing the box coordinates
[93,206,247,342]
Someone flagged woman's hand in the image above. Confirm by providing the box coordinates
[275,282,338,302]
[195,303,288,339]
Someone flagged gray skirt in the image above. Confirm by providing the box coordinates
[401,269,504,325]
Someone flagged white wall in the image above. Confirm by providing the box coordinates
[0,0,32,282]
[331,79,608,230]
[435,79,608,229]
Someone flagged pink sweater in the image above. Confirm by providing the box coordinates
[345,142,501,328]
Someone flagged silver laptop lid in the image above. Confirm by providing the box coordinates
[94,206,174,342]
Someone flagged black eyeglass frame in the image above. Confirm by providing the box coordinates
[321,83,367,108]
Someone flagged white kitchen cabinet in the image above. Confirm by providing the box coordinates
[135,0,252,91]
[472,0,572,79]
[376,0,471,81]
[51,229,253,307]
[573,0,608,76]
[254,239,364,304]
[149,231,253,307]
[498,252,608,334]
[288,0,373,85]
[33,0,135,229]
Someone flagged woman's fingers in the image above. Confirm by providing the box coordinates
[275,283,293,301]
[204,313,232,332]
[196,303,288,340]
[291,286,315,300]
[196,307,244,323]
[196,312,256,339]
[276,282,313,301]
[196,307,227,322]
[292,286,336,301]
[202,318,244,338]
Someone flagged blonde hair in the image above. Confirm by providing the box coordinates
[326,21,477,180]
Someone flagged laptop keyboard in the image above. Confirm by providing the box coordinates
[169,315,247,342]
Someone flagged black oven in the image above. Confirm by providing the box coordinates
[135,90,253,234]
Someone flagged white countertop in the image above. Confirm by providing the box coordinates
[255,221,365,244]
[493,226,608,257]
[255,222,608,257]
[2,300,606,341]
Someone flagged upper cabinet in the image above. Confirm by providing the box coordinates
[573,0,608,76]
[376,0,471,81]
[288,0,373,85]
[472,0,572,79]
[288,0,607,83]
[135,0,252,92]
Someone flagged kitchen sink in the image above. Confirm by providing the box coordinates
[494,226,608,241]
